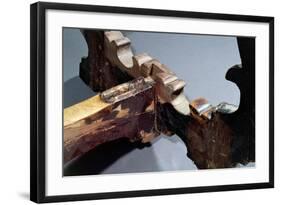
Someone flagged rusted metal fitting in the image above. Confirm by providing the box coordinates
[216,102,238,114]
[190,98,215,120]
[100,77,155,103]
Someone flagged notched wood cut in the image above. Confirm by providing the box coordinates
[157,37,255,168]
[80,30,133,92]
[67,30,255,169]
[79,30,189,116]
[64,77,159,163]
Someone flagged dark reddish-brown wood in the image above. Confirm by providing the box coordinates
[73,30,255,169]
[64,78,158,163]
[186,113,233,169]
[156,37,255,168]
[80,30,133,92]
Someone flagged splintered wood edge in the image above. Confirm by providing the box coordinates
[64,95,110,127]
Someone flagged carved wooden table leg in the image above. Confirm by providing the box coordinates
[68,30,255,169]
[157,37,255,168]
[64,77,159,163]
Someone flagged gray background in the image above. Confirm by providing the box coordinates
[63,28,242,175]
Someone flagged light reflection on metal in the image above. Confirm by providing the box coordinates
[190,98,238,120]
[216,102,238,114]
[190,98,214,120]
[100,77,155,103]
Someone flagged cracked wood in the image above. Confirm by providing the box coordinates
[64,78,158,163]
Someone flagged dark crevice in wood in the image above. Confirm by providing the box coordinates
[71,30,255,170]
[79,30,133,92]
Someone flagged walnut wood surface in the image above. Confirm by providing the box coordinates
[157,102,233,168]
[156,37,255,168]
[80,30,133,92]
[81,30,190,115]
[67,30,255,169]
[64,79,158,163]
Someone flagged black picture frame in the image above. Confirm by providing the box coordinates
[30,1,274,203]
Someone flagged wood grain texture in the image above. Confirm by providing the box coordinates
[64,95,109,127]
[69,31,255,169]
[82,30,190,115]
[80,30,133,92]
[186,111,233,169]
[156,37,255,168]
[64,78,158,163]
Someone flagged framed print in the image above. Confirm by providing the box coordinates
[30,1,274,203]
